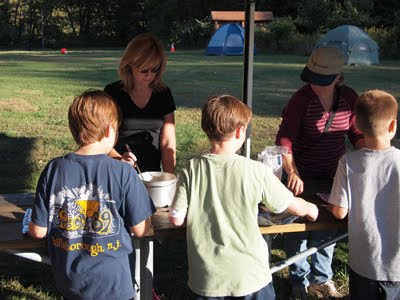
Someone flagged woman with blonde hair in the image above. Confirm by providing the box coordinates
[105,32,176,173]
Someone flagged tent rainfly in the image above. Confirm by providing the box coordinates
[316,25,379,65]
[206,23,256,56]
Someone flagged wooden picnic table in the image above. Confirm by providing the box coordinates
[0,192,345,299]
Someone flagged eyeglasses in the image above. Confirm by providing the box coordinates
[139,66,161,74]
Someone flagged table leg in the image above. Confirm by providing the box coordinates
[134,238,153,300]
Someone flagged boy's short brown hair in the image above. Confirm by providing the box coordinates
[68,90,121,146]
[355,89,398,137]
[201,95,252,141]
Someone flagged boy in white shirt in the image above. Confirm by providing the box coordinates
[328,90,400,299]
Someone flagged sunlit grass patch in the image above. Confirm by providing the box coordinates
[0,99,37,113]
[0,278,58,300]
[1,49,400,299]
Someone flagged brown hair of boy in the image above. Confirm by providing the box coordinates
[118,32,166,92]
[355,89,398,137]
[201,95,252,141]
[68,90,121,146]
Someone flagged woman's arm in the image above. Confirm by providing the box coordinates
[275,88,309,196]
[282,154,304,196]
[160,112,176,173]
[345,87,364,148]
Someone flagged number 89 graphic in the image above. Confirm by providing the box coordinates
[91,210,112,234]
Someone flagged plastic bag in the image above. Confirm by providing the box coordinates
[258,209,299,226]
[257,146,298,226]
[258,146,288,180]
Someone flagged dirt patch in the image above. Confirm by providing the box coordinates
[0,99,37,112]
[18,89,43,96]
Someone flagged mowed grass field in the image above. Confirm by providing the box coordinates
[0,49,400,299]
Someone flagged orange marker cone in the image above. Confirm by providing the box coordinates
[170,43,175,53]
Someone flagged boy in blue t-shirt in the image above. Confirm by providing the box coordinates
[29,90,155,300]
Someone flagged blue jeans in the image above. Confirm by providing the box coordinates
[284,230,336,288]
[192,281,276,300]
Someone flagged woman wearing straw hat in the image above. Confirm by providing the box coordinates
[105,33,176,173]
[275,46,364,299]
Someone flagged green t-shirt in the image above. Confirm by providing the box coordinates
[170,154,294,297]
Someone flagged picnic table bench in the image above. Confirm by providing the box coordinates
[0,192,346,300]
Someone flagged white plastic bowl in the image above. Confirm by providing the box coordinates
[139,171,177,207]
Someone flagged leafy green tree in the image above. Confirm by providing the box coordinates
[257,0,298,19]
[372,0,400,27]
[294,0,373,34]
[0,1,16,45]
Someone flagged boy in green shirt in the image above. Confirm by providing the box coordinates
[169,95,318,299]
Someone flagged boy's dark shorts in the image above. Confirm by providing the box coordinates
[349,267,400,300]
[192,281,276,300]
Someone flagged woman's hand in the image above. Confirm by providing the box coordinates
[282,153,303,196]
[287,172,304,196]
[108,148,137,168]
[121,151,138,167]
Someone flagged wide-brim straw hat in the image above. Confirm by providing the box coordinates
[300,46,345,86]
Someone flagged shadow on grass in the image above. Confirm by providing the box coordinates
[0,235,347,300]
[0,252,60,300]
[153,237,194,300]
[153,234,296,300]
[0,133,36,193]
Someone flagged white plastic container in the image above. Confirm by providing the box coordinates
[139,172,177,207]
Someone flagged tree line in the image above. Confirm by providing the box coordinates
[1,0,399,57]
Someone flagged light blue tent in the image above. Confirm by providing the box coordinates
[316,25,379,65]
[206,23,255,56]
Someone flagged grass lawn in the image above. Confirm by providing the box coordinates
[1,49,400,299]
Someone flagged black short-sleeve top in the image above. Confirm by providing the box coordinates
[104,80,176,172]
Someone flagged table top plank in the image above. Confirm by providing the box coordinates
[0,193,345,250]
[0,193,35,206]
[0,198,27,223]
[150,209,345,237]
[0,221,46,249]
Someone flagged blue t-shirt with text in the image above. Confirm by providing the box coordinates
[32,153,155,300]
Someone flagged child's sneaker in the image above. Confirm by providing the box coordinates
[291,285,308,300]
[308,280,343,298]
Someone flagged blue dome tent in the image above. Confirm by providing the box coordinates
[206,23,255,56]
[316,25,379,65]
